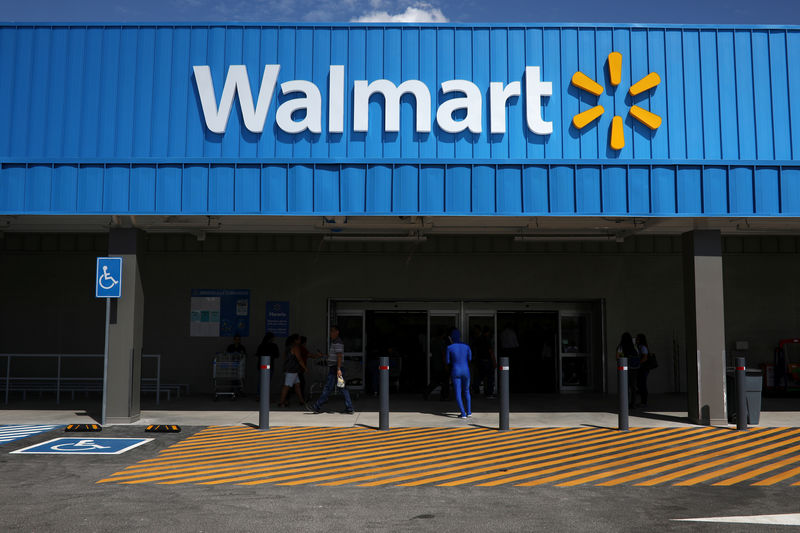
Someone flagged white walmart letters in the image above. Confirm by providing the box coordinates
[193,64,553,136]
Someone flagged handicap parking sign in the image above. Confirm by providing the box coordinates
[96,257,123,298]
[11,437,152,455]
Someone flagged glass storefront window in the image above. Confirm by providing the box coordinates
[560,315,589,354]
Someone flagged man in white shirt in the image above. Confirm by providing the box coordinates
[310,325,354,414]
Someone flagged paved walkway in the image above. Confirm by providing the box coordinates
[1,393,798,428]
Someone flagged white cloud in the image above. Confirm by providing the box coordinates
[352,2,449,23]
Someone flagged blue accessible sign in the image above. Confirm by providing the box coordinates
[11,438,152,455]
[96,257,123,298]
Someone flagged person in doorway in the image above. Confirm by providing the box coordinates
[225,335,247,397]
[500,322,520,359]
[474,327,497,398]
[446,328,472,419]
[254,331,279,400]
[226,335,247,355]
[424,329,450,401]
[616,332,640,408]
[310,325,354,414]
[278,334,308,408]
[635,333,651,408]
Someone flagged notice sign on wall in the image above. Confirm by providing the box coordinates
[190,289,250,337]
[265,301,290,337]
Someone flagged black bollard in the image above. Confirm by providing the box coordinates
[259,355,271,430]
[379,356,390,431]
[618,357,629,431]
[736,357,747,431]
[499,357,510,431]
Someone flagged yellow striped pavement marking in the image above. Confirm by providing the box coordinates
[634,428,800,486]
[354,428,668,487]
[399,427,689,487]
[476,427,713,487]
[195,428,592,486]
[130,426,447,468]
[588,428,786,487]
[103,427,588,485]
[564,428,786,487]
[554,428,784,487]
[677,438,800,486]
[97,426,800,487]
[103,427,501,484]
[116,427,456,474]
[102,427,476,482]
[274,427,613,487]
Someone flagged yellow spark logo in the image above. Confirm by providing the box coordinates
[571,52,661,151]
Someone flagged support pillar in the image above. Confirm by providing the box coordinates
[105,228,145,424]
[682,230,727,426]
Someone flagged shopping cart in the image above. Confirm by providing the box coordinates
[212,352,246,400]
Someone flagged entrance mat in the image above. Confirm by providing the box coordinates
[98,425,800,487]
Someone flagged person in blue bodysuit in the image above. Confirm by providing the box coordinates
[446,328,472,419]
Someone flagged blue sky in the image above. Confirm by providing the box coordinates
[1,0,799,24]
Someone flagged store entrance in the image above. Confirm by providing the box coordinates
[331,299,603,397]
[497,312,559,393]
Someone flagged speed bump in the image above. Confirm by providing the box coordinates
[65,424,102,432]
[145,425,181,433]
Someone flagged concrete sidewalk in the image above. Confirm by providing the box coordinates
[0,392,797,428]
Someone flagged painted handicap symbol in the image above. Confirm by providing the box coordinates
[98,266,119,290]
[50,439,111,451]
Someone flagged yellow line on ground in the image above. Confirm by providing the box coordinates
[714,455,800,486]
[631,428,798,486]
[100,427,480,482]
[351,428,668,488]
[105,427,545,485]
[236,427,607,487]
[759,466,800,486]
[132,426,443,466]
[440,428,715,487]
[179,427,593,486]
[473,428,713,487]
[398,428,691,487]
[114,427,486,475]
[589,428,784,487]
[519,427,753,487]
[675,437,800,486]
[155,427,360,453]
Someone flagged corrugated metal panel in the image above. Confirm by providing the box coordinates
[4,162,800,216]
[1,24,800,218]
[0,24,797,162]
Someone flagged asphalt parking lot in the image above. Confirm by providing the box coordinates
[2,424,800,532]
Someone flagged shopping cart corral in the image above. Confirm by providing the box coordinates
[213,352,246,400]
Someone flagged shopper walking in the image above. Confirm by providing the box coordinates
[278,334,307,408]
[310,325,354,414]
[446,328,472,419]
[616,332,640,408]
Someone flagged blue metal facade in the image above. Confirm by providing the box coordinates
[1,24,799,216]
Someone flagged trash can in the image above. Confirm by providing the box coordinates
[726,369,763,425]
[745,370,763,424]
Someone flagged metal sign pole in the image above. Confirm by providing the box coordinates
[101,297,110,426]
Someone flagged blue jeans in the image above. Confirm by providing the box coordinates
[314,366,353,411]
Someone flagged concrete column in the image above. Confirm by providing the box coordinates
[682,230,727,426]
[105,229,145,424]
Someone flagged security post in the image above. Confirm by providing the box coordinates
[259,356,271,430]
[499,357,510,431]
[379,356,390,431]
[618,357,629,431]
[95,257,123,426]
[736,357,747,431]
